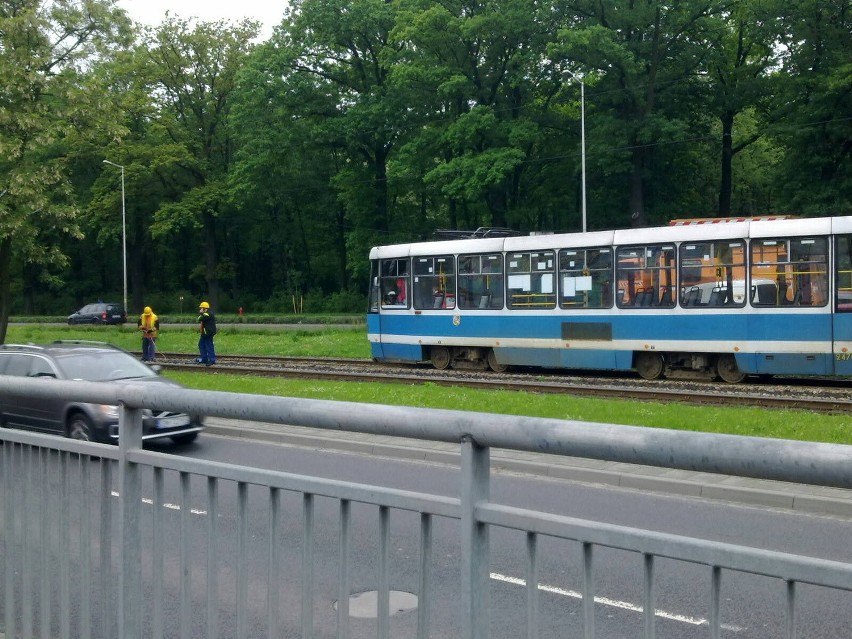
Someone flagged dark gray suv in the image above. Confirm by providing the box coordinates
[67,302,127,325]
[0,341,203,444]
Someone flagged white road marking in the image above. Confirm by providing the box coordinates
[490,572,744,632]
[111,490,207,515]
[107,489,742,632]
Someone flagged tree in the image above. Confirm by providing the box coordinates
[230,40,352,301]
[701,1,780,215]
[137,16,260,310]
[770,0,852,215]
[390,0,563,231]
[0,0,131,341]
[553,0,732,226]
[274,0,406,274]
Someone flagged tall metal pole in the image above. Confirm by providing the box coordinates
[103,160,128,314]
[563,70,588,232]
[580,79,587,233]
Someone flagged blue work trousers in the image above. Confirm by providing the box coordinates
[198,334,216,365]
[142,337,157,362]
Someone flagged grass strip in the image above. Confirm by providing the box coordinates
[165,371,852,445]
[5,324,370,358]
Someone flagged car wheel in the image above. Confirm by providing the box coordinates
[171,432,198,445]
[67,412,94,441]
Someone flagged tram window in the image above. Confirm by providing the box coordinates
[458,253,504,309]
[507,251,556,309]
[835,235,852,312]
[558,248,612,309]
[616,245,676,308]
[750,237,828,307]
[678,240,746,308]
[380,258,410,308]
[368,261,381,313]
[413,255,456,309]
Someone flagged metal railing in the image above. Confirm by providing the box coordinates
[1,376,851,638]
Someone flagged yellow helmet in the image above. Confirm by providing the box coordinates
[199,301,210,309]
[143,306,152,314]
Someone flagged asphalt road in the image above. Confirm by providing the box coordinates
[164,430,852,638]
[3,428,850,638]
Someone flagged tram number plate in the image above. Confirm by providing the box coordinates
[836,353,852,361]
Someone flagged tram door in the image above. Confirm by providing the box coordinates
[834,235,852,376]
[367,259,385,359]
[368,257,413,361]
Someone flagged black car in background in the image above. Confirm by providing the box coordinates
[0,341,203,444]
[67,302,127,325]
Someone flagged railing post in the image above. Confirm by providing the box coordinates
[461,436,490,639]
[118,403,144,638]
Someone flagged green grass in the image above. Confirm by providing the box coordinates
[11,313,365,325]
[5,324,370,358]
[166,372,851,444]
[5,324,850,444]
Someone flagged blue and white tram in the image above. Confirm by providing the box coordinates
[366,216,852,382]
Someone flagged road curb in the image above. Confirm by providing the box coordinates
[203,422,852,519]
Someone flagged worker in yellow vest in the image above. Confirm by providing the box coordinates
[196,301,217,365]
[138,306,160,362]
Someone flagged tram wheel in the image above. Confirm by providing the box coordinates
[635,352,665,380]
[430,346,451,370]
[715,354,746,384]
[487,350,508,373]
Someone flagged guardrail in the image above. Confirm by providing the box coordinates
[1,376,851,638]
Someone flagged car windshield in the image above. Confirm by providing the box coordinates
[54,351,158,382]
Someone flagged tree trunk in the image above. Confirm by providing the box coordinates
[22,263,36,315]
[629,147,646,227]
[131,237,145,315]
[486,185,508,228]
[375,143,389,234]
[204,213,219,308]
[719,113,734,216]
[335,205,348,290]
[0,238,12,344]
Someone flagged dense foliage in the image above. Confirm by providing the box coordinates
[1,0,849,334]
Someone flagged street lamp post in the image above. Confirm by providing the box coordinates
[564,71,587,233]
[102,160,128,315]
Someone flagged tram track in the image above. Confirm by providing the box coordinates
[151,353,851,414]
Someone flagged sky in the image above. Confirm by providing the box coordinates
[116,0,285,39]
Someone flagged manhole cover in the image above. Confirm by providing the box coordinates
[333,590,419,618]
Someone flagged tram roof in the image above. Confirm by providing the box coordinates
[749,216,836,238]
[369,215,852,259]
[370,237,507,259]
[833,216,852,234]
[612,221,752,245]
